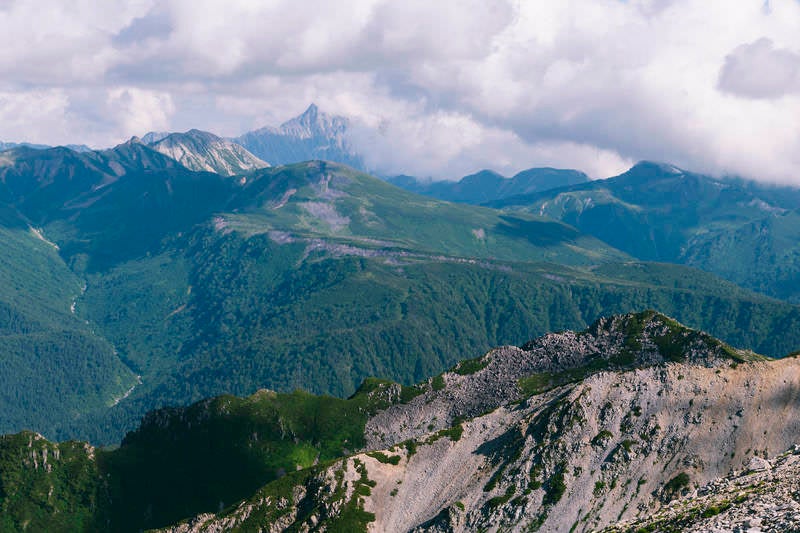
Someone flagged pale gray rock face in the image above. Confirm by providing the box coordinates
[141,131,170,145]
[148,129,269,176]
[366,359,800,533]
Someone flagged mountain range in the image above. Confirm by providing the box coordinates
[3,106,800,530]
[3,136,800,447]
[486,161,800,303]
[0,141,92,152]
[2,103,361,174]
[2,312,799,532]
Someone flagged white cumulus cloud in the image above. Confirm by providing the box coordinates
[718,38,800,99]
[1,0,799,183]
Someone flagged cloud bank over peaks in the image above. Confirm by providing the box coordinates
[346,104,633,180]
[0,0,798,183]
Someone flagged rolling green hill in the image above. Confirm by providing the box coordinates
[223,161,625,265]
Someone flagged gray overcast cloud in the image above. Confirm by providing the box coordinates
[1,0,799,182]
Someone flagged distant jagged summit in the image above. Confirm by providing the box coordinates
[233,103,364,169]
[146,129,269,176]
[275,103,347,139]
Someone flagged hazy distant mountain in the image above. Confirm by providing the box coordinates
[234,103,364,169]
[0,141,92,152]
[389,167,589,204]
[0,141,51,151]
[494,161,800,302]
[146,129,269,176]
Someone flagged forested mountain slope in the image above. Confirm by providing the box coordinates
[2,147,800,446]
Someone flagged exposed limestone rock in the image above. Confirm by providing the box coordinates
[745,456,772,472]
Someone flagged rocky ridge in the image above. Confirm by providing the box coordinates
[148,129,269,176]
[157,351,800,532]
[365,310,761,449]
[153,311,800,532]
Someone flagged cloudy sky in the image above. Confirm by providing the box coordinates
[1,0,799,182]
